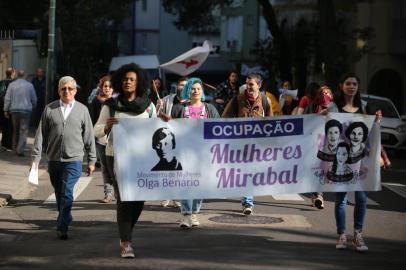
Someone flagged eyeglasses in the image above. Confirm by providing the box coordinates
[60,87,76,92]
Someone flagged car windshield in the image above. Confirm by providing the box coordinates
[364,97,399,118]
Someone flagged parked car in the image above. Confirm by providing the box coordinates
[362,94,406,150]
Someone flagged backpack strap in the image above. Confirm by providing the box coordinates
[261,92,270,116]
[231,96,238,117]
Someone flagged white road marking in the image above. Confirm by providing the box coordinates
[383,182,406,199]
[347,192,379,206]
[272,193,304,201]
[44,176,92,203]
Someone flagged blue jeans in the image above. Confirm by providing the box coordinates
[241,196,254,207]
[335,191,367,234]
[180,199,203,215]
[48,161,82,233]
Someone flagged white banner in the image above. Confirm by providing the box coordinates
[159,40,212,76]
[113,113,381,201]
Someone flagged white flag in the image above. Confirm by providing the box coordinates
[160,40,212,76]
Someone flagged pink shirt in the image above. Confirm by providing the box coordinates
[184,104,208,119]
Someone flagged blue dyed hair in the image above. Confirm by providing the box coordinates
[181,77,206,101]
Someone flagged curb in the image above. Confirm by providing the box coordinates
[0,168,46,207]
[0,194,12,207]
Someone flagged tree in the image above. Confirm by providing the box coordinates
[256,0,292,83]
[55,0,134,101]
[163,0,375,95]
[317,0,340,87]
[162,0,232,32]
[0,0,134,102]
[162,0,293,86]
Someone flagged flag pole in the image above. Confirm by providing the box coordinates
[203,82,216,92]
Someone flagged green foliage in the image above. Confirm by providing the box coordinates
[0,0,134,100]
[0,0,49,29]
[162,0,231,31]
[54,0,133,99]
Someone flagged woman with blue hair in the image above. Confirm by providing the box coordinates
[171,77,219,228]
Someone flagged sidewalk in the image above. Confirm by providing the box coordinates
[0,135,46,206]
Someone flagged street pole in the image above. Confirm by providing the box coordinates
[45,0,56,104]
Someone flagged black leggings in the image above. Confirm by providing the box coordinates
[106,156,144,242]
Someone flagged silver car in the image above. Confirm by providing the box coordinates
[362,94,406,150]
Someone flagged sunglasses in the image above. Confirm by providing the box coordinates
[60,87,76,92]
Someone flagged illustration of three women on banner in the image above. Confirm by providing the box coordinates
[316,118,370,183]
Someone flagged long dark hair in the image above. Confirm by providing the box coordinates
[331,142,350,173]
[111,63,150,98]
[334,72,363,112]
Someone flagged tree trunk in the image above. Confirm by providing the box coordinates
[257,0,292,82]
[317,0,340,87]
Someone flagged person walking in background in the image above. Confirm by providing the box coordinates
[296,82,320,115]
[326,72,382,252]
[32,76,96,240]
[4,70,37,156]
[157,76,188,208]
[149,77,167,106]
[213,69,240,115]
[297,82,332,209]
[0,67,16,151]
[159,76,188,117]
[264,89,281,116]
[90,75,117,203]
[171,77,220,228]
[94,63,156,258]
[31,68,46,127]
[279,80,299,115]
[87,74,108,106]
[222,73,274,215]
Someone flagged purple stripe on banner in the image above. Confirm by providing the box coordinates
[204,118,303,139]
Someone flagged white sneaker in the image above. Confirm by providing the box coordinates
[179,215,192,228]
[242,205,253,215]
[161,200,170,207]
[336,234,347,249]
[120,241,135,258]
[313,194,324,209]
[191,214,200,227]
[172,200,181,208]
[353,232,368,252]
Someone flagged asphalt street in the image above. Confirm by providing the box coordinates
[0,152,405,269]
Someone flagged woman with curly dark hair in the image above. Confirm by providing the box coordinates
[94,63,156,258]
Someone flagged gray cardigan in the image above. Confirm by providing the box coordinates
[32,100,96,165]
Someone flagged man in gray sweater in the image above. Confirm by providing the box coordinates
[32,76,96,240]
